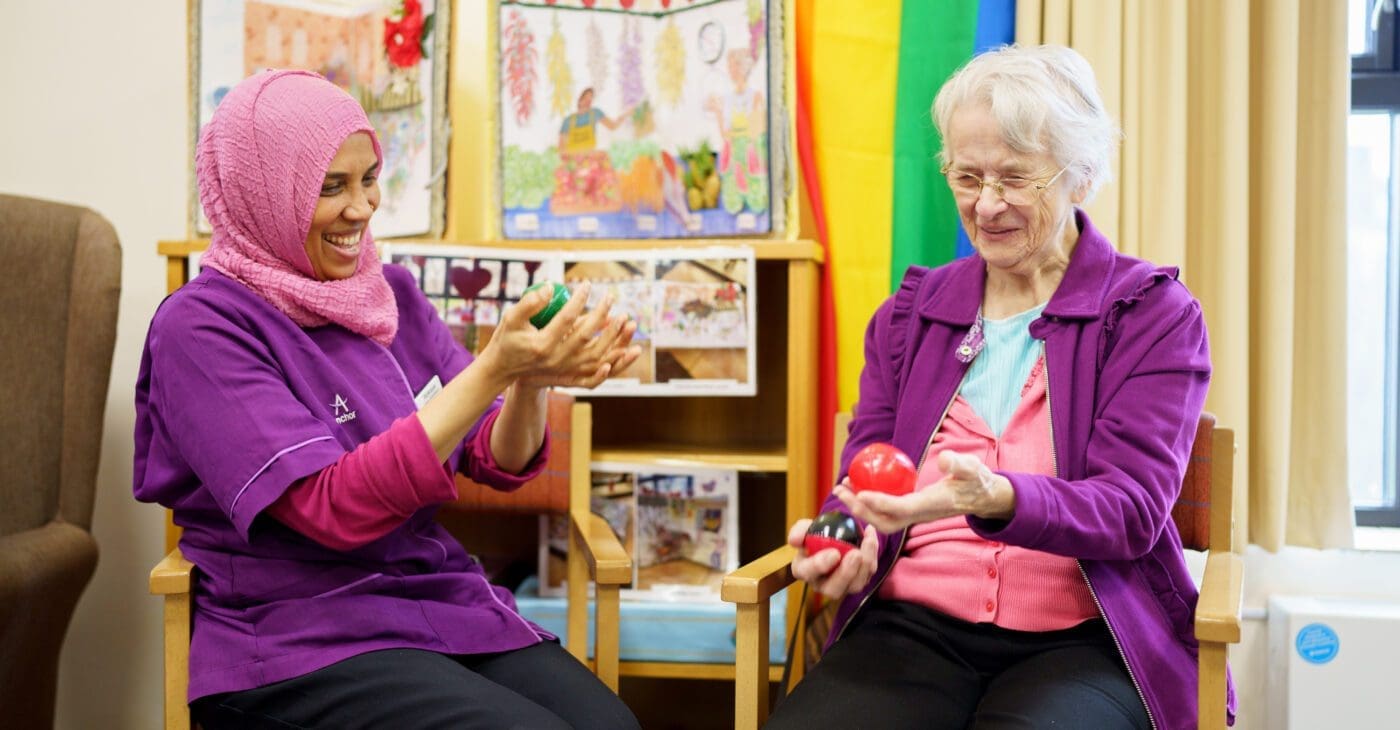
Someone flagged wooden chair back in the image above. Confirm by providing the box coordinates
[1170,412,1236,553]
[447,392,575,514]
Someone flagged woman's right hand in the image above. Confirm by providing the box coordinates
[481,282,640,390]
[787,517,879,601]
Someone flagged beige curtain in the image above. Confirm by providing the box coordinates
[1017,0,1353,550]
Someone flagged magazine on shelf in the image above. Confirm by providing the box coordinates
[539,461,739,602]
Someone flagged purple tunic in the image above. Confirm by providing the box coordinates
[134,265,550,701]
[826,211,1234,729]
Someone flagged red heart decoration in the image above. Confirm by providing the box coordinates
[620,0,636,7]
[450,266,493,300]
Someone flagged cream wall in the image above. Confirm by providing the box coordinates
[1,2,186,727]
[4,2,1400,729]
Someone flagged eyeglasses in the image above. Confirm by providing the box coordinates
[941,164,1070,206]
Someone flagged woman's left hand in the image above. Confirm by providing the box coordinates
[485,283,642,391]
[833,451,1016,534]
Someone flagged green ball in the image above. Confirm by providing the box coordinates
[523,282,571,328]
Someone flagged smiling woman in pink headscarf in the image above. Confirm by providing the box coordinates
[134,70,641,729]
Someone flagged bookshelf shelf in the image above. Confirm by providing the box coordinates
[591,445,789,473]
[616,661,784,682]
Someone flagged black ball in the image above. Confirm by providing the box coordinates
[803,510,861,556]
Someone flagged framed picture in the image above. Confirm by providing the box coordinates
[494,0,790,239]
[540,462,739,601]
[382,242,757,396]
[189,0,451,238]
[558,246,755,395]
[382,242,563,355]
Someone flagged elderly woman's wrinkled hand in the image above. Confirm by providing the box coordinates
[786,508,879,601]
[485,282,642,390]
[834,451,1016,534]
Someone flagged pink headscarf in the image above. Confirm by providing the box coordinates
[197,69,398,346]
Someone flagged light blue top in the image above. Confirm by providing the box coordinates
[959,303,1047,437]
[560,108,605,133]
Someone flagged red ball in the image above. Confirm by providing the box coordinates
[803,534,856,557]
[803,511,860,557]
[848,443,917,496]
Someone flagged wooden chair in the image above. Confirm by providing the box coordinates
[150,393,631,730]
[723,412,1242,730]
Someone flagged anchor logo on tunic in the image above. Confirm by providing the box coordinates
[331,394,357,424]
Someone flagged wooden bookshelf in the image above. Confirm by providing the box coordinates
[157,238,820,688]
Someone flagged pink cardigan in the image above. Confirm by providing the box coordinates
[878,357,1098,630]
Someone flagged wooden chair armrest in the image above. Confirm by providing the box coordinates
[722,544,798,605]
[571,510,632,585]
[150,547,194,595]
[1196,550,1243,644]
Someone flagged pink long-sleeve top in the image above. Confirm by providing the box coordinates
[877,356,1099,631]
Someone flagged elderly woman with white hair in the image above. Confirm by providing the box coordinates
[770,45,1224,729]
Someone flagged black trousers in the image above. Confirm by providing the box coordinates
[192,642,640,730]
[765,600,1152,730]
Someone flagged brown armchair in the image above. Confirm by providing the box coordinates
[0,194,122,728]
[151,393,631,729]
[725,412,1242,730]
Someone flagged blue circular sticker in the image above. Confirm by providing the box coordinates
[1295,623,1340,665]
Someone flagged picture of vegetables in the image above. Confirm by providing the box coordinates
[655,18,685,108]
[550,150,622,215]
[546,13,573,116]
[617,17,645,111]
[609,139,661,173]
[747,0,765,62]
[678,142,721,211]
[502,10,537,125]
[494,0,775,238]
[618,154,664,214]
[502,145,560,210]
[586,18,608,94]
[631,98,654,137]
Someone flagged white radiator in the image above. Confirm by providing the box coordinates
[1267,595,1400,729]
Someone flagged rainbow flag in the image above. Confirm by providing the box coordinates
[797,0,1016,501]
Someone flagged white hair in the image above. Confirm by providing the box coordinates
[932,44,1120,200]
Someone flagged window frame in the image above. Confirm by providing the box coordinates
[1353,0,1400,528]
[1353,0,1396,72]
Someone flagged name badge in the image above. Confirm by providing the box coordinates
[414,375,443,409]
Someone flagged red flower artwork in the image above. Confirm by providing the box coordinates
[384,0,427,69]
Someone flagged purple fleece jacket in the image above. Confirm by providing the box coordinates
[824,210,1233,729]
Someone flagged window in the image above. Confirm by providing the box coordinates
[1350,0,1400,527]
